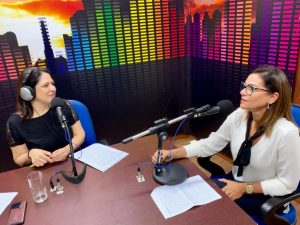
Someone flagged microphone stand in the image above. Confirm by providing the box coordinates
[59,112,86,184]
[152,124,188,185]
[123,107,207,185]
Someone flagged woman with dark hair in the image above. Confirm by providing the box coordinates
[6,67,85,167]
[152,65,300,217]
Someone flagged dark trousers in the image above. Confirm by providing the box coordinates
[211,173,271,216]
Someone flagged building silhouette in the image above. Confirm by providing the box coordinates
[221,0,252,65]
[191,13,201,57]
[34,58,47,68]
[249,0,300,72]
[184,15,192,57]
[185,10,221,60]
[0,32,32,81]
[212,10,221,61]
[63,34,75,72]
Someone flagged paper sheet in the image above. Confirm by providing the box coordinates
[0,192,18,215]
[74,143,128,172]
[151,175,221,219]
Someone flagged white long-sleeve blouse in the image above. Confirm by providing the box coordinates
[184,108,300,196]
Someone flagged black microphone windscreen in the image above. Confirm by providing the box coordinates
[50,97,66,109]
[217,100,234,115]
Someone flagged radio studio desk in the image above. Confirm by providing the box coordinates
[0,135,256,225]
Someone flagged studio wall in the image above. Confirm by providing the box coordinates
[0,0,299,172]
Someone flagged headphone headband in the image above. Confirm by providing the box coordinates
[22,67,38,84]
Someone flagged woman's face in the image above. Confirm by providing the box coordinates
[34,72,56,104]
[240,73,272,112]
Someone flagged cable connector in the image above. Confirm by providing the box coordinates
[55,178,64,195]
[136,167,145,183]
[50,179,57,192]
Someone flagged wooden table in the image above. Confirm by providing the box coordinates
[0,135,256,225]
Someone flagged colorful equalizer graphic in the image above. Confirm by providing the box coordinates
[60,0,300,73]
[1,0,300,81]
[65,0,185,71]
[220,0,252,65]
[249,0,300,72]
[268,0,300,71]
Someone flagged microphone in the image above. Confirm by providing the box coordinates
[122,100,233,144]
[217,99,235,114]
[202,99,234,116]
[121,100,234,185]
[50,97,66,109]
[50,97,67,128]
[50,97,86,184]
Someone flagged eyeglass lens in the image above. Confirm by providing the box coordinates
[240,82,254,95]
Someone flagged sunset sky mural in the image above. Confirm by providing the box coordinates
[0,0,235,63]
[0,0,83,62]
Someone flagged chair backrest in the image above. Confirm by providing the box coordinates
[291,105,300,127]
[69,100,96,148]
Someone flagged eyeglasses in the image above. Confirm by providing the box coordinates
[240,82,271,96]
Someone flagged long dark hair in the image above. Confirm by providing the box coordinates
[250,65,295,135]
[16,67,51,119]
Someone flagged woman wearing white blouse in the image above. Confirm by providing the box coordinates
[152,65,300,217]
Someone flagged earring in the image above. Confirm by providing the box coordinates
[267,102,270,109]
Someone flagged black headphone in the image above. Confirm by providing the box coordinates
[20,67,38,101]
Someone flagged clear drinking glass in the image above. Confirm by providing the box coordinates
[27,171,48,203]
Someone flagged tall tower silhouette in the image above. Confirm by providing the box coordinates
[39,17,55,73]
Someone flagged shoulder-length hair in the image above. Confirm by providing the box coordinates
[16,67,51,119]
[251,65,295,136]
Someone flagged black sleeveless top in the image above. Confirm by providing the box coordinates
[6,101,78,153]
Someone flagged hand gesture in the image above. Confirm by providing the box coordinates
[51,147,70,162]
[29,149,53,167]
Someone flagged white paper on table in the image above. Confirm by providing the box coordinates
[151,175,221,219]
[74,143,128,172]
[0,192,18,215]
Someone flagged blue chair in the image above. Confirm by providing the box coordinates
[197,105,300,225]
[291,105,300,127]
[69,100,97,148]
[256,105,300,225]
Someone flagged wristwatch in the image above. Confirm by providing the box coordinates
[245,184,254,194]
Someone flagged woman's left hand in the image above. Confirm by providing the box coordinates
[219,178,246,200]
[51,147,70,162]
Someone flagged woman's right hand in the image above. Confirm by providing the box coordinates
[151,147,187,164]
[29,149,53,167]
[152,150,171,163]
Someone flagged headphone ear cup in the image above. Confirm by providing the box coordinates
[20,86,35,101]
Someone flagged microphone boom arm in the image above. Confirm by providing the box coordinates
[122,109,203,144]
